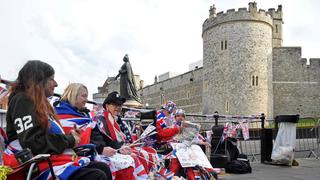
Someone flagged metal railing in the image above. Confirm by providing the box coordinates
[186,112,320,162]
[292,118,319,158]
[186,112,265,162]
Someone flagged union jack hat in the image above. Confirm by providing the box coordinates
[163,100,176,113]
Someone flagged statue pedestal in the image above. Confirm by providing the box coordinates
[124,99,143,108]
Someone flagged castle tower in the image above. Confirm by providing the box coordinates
[202,2,274,117]
[268,5,283,47]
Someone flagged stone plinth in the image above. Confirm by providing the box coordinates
[124,99,143,108]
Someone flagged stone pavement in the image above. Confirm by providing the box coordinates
[219,158,320,180]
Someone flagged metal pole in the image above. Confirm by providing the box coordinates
[214,111,219,126]
[261,113,265,129]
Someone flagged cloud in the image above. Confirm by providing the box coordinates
[0,0,319,100]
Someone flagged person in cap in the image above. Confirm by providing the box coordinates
[94,91,157,178]
[156,101,182,147]
[98,91,128,145]
[156,101,189,177]
[174,109,186,126]
[174,108,214,178]
[169,108,192,178]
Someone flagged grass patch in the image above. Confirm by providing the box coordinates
[265,118,319,128]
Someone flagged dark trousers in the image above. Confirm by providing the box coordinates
[69,161,112,180]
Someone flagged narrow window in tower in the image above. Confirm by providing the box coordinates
[252,76,255,86]
[256,76,258,86]
[221,41,224,50]
[225,40,227,49]
[204,81,208,92]
[160,94,164,105]
[275,24,278,33]
[226,100,229,112]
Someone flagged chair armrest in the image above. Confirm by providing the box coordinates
[13,154,51,169]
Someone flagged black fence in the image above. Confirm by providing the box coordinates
[186,113,320,162]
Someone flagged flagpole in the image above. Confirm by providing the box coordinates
[0,79,15,86]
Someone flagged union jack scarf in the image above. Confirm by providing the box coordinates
[102,111,126,143]
[117,117,133,143]
[55,101,94,145]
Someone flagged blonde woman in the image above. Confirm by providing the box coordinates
[55,83,136,180]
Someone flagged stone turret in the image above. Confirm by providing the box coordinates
[209,4,216,18]
[248,2,257,12]
[154,75,158,84]
[202,2,274,117]
[268,5,283,47]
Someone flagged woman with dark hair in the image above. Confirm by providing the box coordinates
[3,60,111,180]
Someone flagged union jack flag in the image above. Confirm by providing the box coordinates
[55,101,95,145]
[0,86,9,100]
[157,113,167,128]
[150,165,174,180]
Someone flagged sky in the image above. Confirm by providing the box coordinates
[0,0,319,100]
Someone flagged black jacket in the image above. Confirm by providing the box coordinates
[6,92,75,155]
[90,115,123,154]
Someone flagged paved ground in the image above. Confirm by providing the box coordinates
[219,158,320,180]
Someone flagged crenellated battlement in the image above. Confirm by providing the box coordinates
[209,6,272,21]
[299,58,320,68]
[273,47,320,84]
[267,5,282,19]
[301,58,308,65]
[273,47,319,69]
[309,58,320,67]
[203,2,274,34]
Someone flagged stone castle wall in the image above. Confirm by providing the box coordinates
[273,47,320,117]
[93,75,142,103]
[138,68,203,113]
[93,79,120,103]
[94,2,319,118]
[202,5,274,118]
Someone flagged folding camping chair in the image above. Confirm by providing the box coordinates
[0,127,56,180]
[6,154,56,180]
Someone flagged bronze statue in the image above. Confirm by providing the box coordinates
[115,54,141,103]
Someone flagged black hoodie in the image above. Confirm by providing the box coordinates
[6,92,75,155]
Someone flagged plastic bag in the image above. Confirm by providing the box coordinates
[271,122,296,165]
